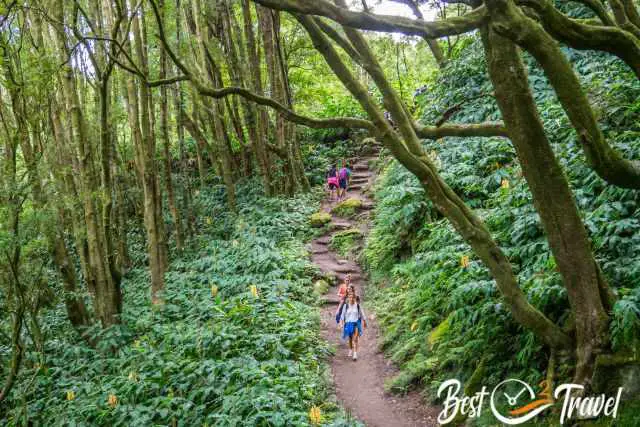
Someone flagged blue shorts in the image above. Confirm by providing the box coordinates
[339,178,347,189]
[343,320,362,339]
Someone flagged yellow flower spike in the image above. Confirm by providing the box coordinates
[411,321,419,332]
[250,285,259,298]
[128,371,138,382]
[309,406,322,425]
[206,216,213,225]
[210,284,218,298]
[133,339,140,348]
[66,390,75,401]
[501,178,510,189]
[107,394,118,408]
[460,255,470,269]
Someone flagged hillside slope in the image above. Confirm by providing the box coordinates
[363,35,640,424]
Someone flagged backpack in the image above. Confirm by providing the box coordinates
[339,167,349,180]
[335,302,361,323]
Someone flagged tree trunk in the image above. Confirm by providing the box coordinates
[242,0,274,195]
[481,25,610,386]
[52,2,121,326]
[127,1,167,304]
[160,0,184,251]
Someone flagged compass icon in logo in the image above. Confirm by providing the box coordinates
[490,379,554,425]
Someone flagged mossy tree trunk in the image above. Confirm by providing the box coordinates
[481,25,610,386]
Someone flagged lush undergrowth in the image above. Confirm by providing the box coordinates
[1,181,358,426]
[363,34,640,423]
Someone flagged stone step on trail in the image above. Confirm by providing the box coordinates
[350,179,369,186]
[351,176,369,182]
[315,258,359,274]
[331,220,354,230]
[322,295,342,305]
[351,174,371,181]
[315,236,330,245]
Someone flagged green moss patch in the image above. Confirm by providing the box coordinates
[331,198,363,218]
[309,211,331,227]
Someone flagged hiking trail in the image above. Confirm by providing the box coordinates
[310,150,440,427]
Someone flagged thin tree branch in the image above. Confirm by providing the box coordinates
[433,92,495,126]
[148,0,375,131]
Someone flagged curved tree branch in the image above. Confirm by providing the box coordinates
[196,85,376,130]
[251,0,487,38]
[489,0,640,189]
[519,0,640,79]
[568,0,615,25]
[314,18,363,64]
[415,121,509,139]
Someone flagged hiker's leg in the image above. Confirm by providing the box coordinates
[352,331,359,359]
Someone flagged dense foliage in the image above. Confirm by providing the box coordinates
[0,183,358,426]
[3,0,640,424]
[363,35,640,420]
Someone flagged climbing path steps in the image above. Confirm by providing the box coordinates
[311,150,439,427]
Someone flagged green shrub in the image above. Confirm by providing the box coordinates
[0,183,359,426]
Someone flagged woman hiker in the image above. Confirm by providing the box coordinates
[335,282,355,323]
[336,273,352,306]
[340,290,367,361]
[326,163,339,201]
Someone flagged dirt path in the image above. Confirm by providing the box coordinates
[311,154,440,427]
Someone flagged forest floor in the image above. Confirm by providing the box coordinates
[311,154,440,427]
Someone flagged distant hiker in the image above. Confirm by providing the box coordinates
[340,291,367,361]
[326,164,339,200]
[338,161,351,200]
[336,273,352,304]
[383,110,396,128]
